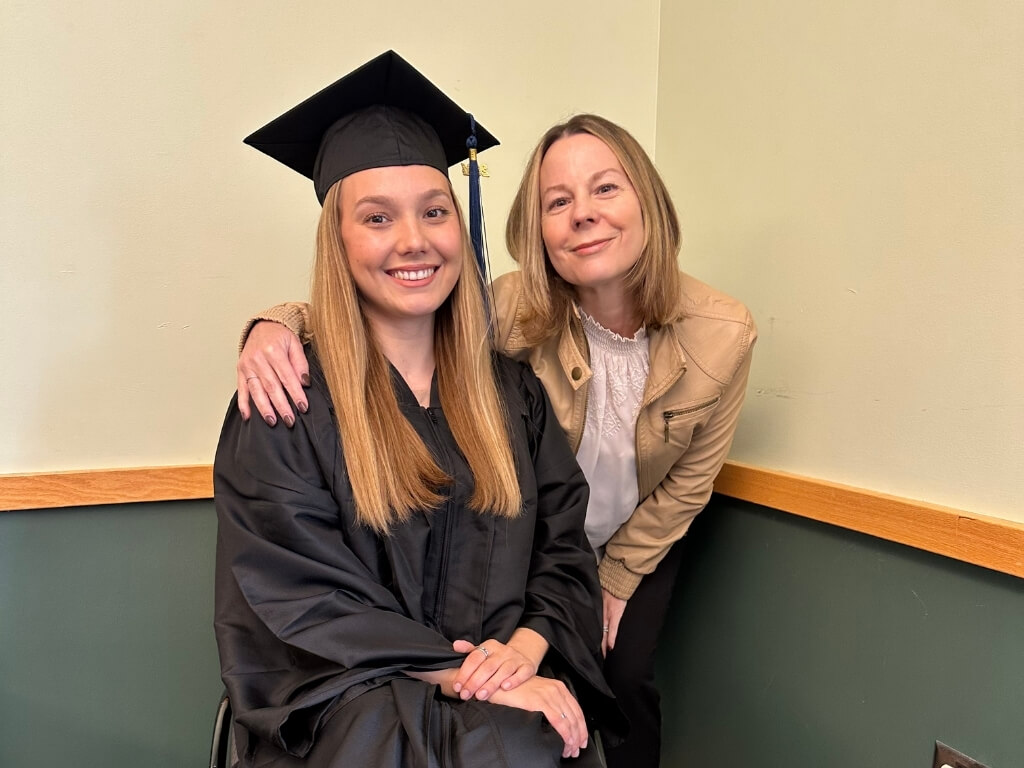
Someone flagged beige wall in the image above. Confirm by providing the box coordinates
[1,1,660,473]
[656,1,1023,521]
[5,0,1021,525]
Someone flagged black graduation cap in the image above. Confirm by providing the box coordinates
[243,50,499,205]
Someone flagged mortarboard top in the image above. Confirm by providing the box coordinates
[243,50,499,205]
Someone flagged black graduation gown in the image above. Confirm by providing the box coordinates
[213,353,624,767]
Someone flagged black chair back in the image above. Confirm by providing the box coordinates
[208,692,233,768]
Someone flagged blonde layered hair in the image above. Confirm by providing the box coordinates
[506,114,683,344]
[310,183,521,533]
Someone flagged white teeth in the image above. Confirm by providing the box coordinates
[391,267,436,281]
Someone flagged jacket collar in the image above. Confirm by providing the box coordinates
[558,303,591,392]
[643,323,687,407]
[560,305,688,403]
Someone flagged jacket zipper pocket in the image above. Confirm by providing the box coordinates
[663,396,721,442]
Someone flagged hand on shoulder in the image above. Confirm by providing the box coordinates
[237,320,309,425]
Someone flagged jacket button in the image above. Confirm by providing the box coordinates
[571,367,583,381]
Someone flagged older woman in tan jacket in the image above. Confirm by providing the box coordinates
[235,113,756,768]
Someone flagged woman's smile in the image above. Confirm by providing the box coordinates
[387,264,441,282]
[571,237,616,255]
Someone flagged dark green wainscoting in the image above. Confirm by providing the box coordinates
[1,495,1021,767]
[657,495,1024,767]
[0,500,222,768]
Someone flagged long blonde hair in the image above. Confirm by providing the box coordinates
[505,114,683,344]
[310,182,521,533]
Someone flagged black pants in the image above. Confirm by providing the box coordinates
[602,540,686,768]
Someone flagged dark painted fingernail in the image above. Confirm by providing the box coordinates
[283,414,294,428]
[298,401,308,414]
[301,374,311,387]
[265,413,277,427]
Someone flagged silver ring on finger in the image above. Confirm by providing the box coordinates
[560,711,567,719]
[475,645,490,658]
[246,376,260,382]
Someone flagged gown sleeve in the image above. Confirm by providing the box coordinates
[213,380,464,755]
[500,359,627,738]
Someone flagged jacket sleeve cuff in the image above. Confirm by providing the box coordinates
[598,556,643,600]
[237,302,310,355]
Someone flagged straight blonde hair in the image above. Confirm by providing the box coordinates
[505,114,683,344]
[310,182,521,533]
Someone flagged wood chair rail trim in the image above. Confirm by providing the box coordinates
[2,461,1020,578]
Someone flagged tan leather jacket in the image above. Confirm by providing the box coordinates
[246,270,756,600]
[491,271,756,600]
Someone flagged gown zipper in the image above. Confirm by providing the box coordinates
[423,406,455,627]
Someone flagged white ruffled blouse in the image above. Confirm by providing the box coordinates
[574,309,650,555]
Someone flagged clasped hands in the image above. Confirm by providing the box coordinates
[410,628,588,759]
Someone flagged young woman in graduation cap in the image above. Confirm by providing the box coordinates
[213,51,624,768]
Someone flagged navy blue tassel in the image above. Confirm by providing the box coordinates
[466,114,493,331]
[466,115,485,280]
